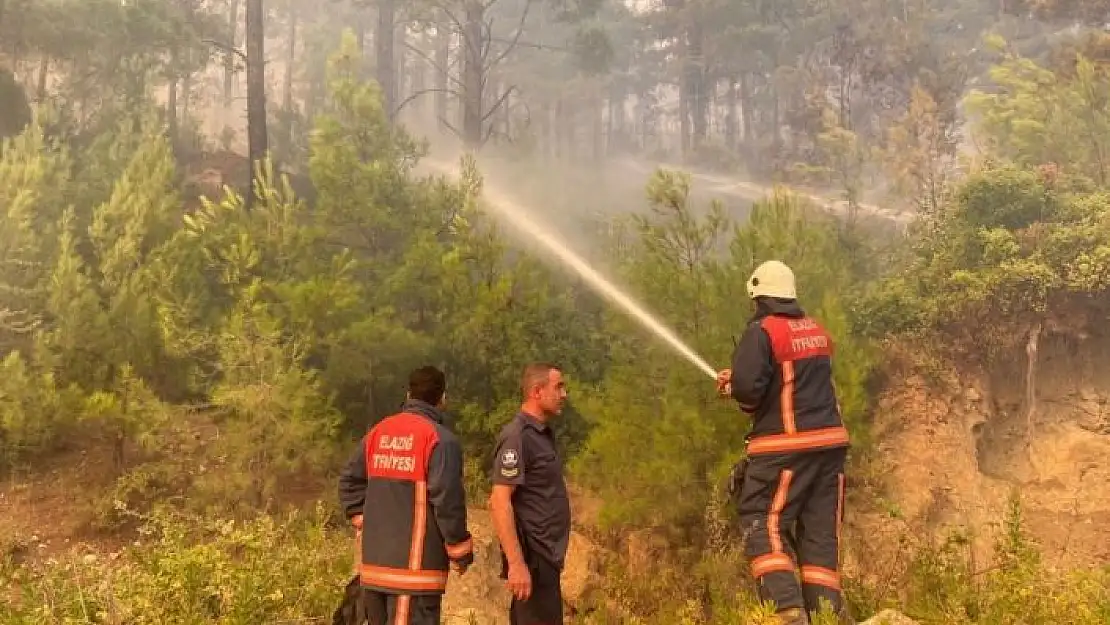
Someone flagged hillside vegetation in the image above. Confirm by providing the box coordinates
[2,0,1110,624]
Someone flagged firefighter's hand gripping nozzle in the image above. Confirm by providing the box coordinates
[715,368,732,398]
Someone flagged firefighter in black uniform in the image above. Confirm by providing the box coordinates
[716,261,852,625]
[338,366,474,625]
[489,362,572,625]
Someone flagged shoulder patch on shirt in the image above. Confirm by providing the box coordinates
[499,448,520,478]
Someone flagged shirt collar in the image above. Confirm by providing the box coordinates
[516,410,549,432]
[401,399,446,424]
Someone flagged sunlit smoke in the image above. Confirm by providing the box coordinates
[426,158,718,380]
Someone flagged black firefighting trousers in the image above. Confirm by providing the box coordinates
[362,590,442,625]
[735,446,847,616]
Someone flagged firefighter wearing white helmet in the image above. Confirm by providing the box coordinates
[716,260,854,625]
[746,260,797,300]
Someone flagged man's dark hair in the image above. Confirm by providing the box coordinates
[520,362,560,397]
[409,365,447,405]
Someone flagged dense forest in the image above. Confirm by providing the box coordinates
[1,0,1110,623]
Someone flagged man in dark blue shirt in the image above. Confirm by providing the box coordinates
[489,362,572,625]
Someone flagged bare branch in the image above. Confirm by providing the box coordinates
[481,121,514,146]
[481,16,494,65]
[491,36,569,52]
[484,0,532,71]
[393,87,465,117]
[203,38,248,63]
[437,115,463,141]
[481,84,515,123]
[403,40,467,90]
[424,0,466,36]
[459,8,485,67]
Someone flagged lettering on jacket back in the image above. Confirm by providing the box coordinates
[764,316,834,363]
[366,417,435,482]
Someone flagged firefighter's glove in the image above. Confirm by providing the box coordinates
[716,368,733,397]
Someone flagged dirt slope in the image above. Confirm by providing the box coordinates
[850,336,1110,577]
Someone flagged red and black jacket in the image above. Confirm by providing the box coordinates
[338,400,474,595]
[730,298,850,456]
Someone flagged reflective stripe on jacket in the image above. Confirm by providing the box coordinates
[338,400,473,594]
[730,298,850,456]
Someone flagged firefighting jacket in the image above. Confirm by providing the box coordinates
[338,399,474,595]
[730,298,850,456]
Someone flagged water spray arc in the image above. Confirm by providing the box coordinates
[426,158,718,380]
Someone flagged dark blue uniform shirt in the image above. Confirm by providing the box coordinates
[491,411,571,570]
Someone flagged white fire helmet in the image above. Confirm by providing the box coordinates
[746,260,796,300]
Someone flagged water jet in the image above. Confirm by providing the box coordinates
[426,157,718,380]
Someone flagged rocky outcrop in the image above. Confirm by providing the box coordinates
[441,507,600,624]
[854,334,1110,574]
[860,610,920,625]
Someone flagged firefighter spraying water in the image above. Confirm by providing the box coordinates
[335,160,852,625]
[716,260,855,625]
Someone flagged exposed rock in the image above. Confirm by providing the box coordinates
[441,508,509,624]
[1074,396,1110,434]
[562,532,600,604]
[441,507,601,624]
[857,333,1110,573]
[860,610,920,625]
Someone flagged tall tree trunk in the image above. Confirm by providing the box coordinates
[772,61,781,150]
[395,22,407,116]
[167,75,178,142]
[609,83,627,154]
[461,0,484,147]
[435,14,450,130]
[677,60,689,156]
[500,84,511,140]
[667,0,690,157]
[224,0,240,109]
[539,102,551,159]
[553,98,564,159]
[36,56,48,102]
[724,76,738,151]
[245,0,268,207]
[183,73,193,121]
[686,20,707,150]
[740,73,753,145]
[564,98,576,159]
[283,6,297,158]
[411,32,428,118]
[376,0,396,120]
[592,87,603,162]
[486,77,499,142]
[283,9,297,114]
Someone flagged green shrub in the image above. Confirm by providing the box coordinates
[1,503,353,624]
[574,494,1110,625]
